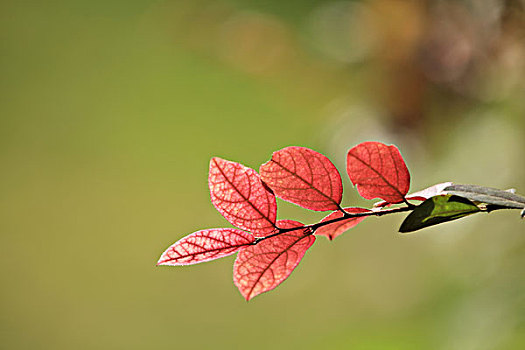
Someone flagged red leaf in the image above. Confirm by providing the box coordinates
[157,228,255,266]
[347,142,410,204]
[233,220,315,301]
[209,158,277,235]
[315,207,370,240]
[259,147,343,211]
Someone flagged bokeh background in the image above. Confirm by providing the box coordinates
[2,0,525,349]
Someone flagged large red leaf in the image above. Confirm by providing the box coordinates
[347,142,410,204]
[209,158,277,235]
[157,228,255,266]
[315,207,370,240]
[233,220,315,301]
[259,147,343,211]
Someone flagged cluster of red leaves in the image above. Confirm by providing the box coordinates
[158,141,413,300]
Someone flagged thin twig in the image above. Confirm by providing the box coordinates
[253,205,414,244]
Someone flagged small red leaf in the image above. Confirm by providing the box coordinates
[157,228,255,266]
[259,147,343,211]
[315,207,370,240]
[209,158,277,235]
[347,142,410,204]
[233,220,315,301]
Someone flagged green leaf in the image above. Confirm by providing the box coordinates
[443,184,525,210]
[399,195,481,233]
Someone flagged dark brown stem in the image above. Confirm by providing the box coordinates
[403,198,416,209]
[336,203,347,215]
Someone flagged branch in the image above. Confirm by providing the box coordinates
[253,205,414,244]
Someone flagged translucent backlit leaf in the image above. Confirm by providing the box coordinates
[399,195,480,233]
[233,220,315,301]
[347,141,410,203]
[260,147,343,211]
[315,207,370,240]
[209,157,277,235]
[157,228,255,266]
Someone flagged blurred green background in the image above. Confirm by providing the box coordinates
[2,0,525,349]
